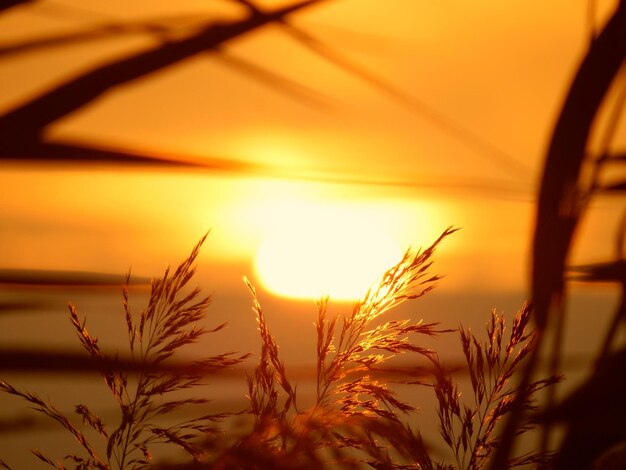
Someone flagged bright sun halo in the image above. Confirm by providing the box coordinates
[254,204,404,301]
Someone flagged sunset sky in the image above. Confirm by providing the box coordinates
[1,0,622,298]
[2,0,625,466]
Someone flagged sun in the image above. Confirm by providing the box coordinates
[253,202,404,301]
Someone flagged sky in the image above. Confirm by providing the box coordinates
[1,1,622,294]
[1,0,625,464]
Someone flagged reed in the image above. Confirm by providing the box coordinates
[432,305,561,469]
[1,235,249,469]
[0,229,557,468]
[209,227,557,469]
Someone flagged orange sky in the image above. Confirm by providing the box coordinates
[2,3,626,466]
[0,0,623,297]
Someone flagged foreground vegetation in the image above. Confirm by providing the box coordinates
[1,229,561,469]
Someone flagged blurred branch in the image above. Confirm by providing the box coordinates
[2,0,531,187]
[568,260,626,283]
[493,2,626,468]
[0,268,150,287]
[539,347,626,470]
[0,139,259,171]
[1,139,532,199]
[214,50,333,108]
[0,349,243,375]
[0,349,591,376]
[0,0,534,202]
[0,0,326,147]
[0,0,34,14]
[0,300,50,314]
[531,2,626,330]
[288,170,531,200]
[0,15,208,57]
[280,22,534,180]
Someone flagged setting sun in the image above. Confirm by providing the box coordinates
[253,203,404,301]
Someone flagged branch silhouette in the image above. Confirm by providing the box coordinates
[214,50,333,108]
[1,138,531,199]
[0,0,326,156]
[491,2,626,468]
[0,15,208,57]
[1,139,262,172]
[280,22,534,180]
[0,0,533,202]
[0,268,150,287]
[0,0,34,14]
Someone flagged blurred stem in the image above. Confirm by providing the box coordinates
[597,286,626,362]
[492,2,626,468]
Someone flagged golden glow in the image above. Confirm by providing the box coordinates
[253,200,404,301]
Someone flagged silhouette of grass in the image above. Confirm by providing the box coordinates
[1,235,249,469]
[492,2,626,468]
[0,229,559,468]
[207,227,554,469]
[433,304,561,469]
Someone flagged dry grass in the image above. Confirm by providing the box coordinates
[1,235,249,469]
[432,305,561,469]
[492,4,626,468]
[0,229,558,469]
[208,227,556,469]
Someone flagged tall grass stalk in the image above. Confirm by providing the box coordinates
[1,230,558,468]
[1,236,249,469]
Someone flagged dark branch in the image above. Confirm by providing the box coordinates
[0,0,325,145]
[0,268,150,287]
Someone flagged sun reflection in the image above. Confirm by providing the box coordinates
[253,201,404,301]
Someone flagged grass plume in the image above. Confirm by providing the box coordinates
[1,229,559,468]
[236,227,461,467]
[433,304,561,469]
[1,235,249,469]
